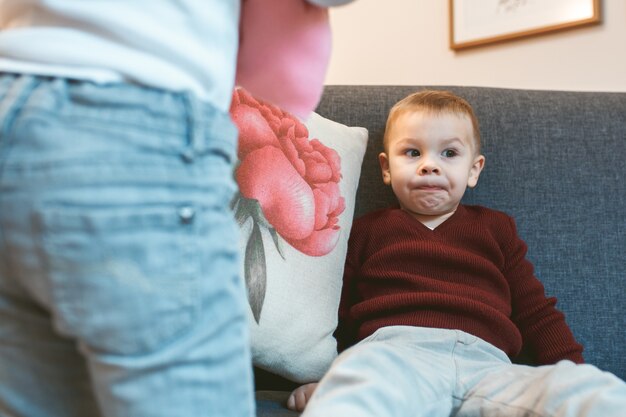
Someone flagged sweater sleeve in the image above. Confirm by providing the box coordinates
[503,216,584,365]
[333,221,362,353]
[334,258,357,352]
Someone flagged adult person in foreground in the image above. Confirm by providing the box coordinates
[0,1,356,416]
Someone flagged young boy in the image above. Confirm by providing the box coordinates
[287,90,626,416]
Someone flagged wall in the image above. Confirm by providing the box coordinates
[326,0,626,92]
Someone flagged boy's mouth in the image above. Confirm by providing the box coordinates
[415,184,446,191]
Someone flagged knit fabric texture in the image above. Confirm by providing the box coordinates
[337,205,584,365]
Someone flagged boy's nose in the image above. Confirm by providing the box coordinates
[419,163,440,175]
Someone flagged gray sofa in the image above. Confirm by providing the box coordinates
[255,85,626,416]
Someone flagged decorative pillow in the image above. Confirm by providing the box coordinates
[230,88,368,382]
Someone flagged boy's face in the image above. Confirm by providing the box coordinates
[379,110,485,223]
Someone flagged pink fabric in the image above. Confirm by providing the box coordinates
[236,0,332,119]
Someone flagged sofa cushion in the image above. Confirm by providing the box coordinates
[256,391,299,417]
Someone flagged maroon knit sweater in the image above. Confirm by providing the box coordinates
[336,205,584,365]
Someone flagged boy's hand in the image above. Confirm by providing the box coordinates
[286,382,319,412]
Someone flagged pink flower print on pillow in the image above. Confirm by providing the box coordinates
[232,88,345,255]
[230,88,345,321]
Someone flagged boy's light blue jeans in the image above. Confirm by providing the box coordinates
[0,74,254,417]
[304,326,626,417]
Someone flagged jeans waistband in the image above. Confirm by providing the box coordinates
[0,73,237,163]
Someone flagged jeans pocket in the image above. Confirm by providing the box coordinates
[36,202,199,356]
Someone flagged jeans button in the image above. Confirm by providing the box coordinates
[178,206,195,224]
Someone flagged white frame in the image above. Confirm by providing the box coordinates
[450,0,601,50]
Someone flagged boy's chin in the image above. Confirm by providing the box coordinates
[400,205,458,220]
[401,202,455,216]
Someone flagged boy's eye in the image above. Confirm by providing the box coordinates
[442,149,457,158]
[406,149,420,157]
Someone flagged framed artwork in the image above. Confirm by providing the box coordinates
[449,0,601,50]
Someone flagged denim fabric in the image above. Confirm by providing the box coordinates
[303,326,626,417]
[0,74,254,417]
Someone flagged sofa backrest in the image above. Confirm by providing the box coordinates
[316,85,626,379]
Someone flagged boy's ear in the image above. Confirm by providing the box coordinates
[467,154,485,188]
[379,152,391,185]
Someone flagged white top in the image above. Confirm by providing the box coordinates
[0,0,241,111]
[0,0,355,111]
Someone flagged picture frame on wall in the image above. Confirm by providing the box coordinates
[449,0,601,50]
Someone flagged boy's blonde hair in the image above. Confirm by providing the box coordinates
[383,90,481,153]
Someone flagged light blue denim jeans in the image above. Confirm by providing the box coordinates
[0,74,254,417]
[304,326,626,417]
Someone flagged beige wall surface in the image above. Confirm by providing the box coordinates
[326,0,626,92]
